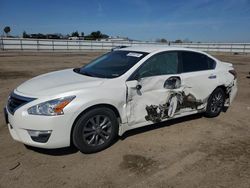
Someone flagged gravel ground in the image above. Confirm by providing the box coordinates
[0,51,249,188]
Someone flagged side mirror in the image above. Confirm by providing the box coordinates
[164,77,181,89]
[127,80,139,89]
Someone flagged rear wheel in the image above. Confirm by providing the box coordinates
[205,88,225,118]
[73,107,119,153]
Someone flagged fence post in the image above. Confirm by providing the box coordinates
[37,40,39,51]
[0,37,4,51]
[20,38,23,50]
[52,40,54,51]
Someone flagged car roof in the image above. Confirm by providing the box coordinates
[117,45,202,54]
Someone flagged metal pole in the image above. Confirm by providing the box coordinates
[37,40,39,51]
[1,37,4,51]
[52,40,54,51]
[20,38,23,51]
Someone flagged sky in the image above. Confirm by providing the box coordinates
[0,0,250,42]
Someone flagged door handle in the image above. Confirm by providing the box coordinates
[208,74,217,79]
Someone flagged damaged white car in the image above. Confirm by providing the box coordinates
[4,46,237,153]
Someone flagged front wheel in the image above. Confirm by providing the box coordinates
[72,107,119,153]
[205,88,225,118]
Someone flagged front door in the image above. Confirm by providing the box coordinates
[126,51,183,126]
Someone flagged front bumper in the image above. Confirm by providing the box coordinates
[6,107,73,149]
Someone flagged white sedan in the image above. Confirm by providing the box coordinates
[4,46,237,153]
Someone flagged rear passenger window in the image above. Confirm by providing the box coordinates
[207,56,216,69]
[181,51,215,73]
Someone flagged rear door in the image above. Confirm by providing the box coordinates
[178,51,218,111]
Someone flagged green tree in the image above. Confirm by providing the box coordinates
[156,38,168,43]
[174,39,183,43]
[22,31,29,38]
[4,26,11,36]
[101,34,109,39]
[91,31,102,40]
[71,31,79,37]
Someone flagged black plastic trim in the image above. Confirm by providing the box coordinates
[7,92,36,115]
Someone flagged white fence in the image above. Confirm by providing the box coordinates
[1,37,250,53]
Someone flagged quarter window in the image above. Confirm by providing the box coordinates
[181,51,216,73]
[136,52,179,78]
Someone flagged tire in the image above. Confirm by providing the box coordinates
[205,88,225,118]
[72,107,119,154]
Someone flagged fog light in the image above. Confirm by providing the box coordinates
[27,130,52,143]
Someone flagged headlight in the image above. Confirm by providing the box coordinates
[27,96,75,116]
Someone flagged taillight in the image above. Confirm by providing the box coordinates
[229,70,237,79]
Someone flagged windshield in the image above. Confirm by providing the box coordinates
[78,50,148,78]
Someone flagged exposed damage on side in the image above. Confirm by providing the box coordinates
[145,89,207,123]
[224,80,237,106]
[144,79,237,123]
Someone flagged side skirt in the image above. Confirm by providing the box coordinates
[118,110,201,136]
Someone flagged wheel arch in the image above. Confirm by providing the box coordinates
[216,85,229,99]
[70,103,121,146]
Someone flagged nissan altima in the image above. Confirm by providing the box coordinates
[4,46,237,153]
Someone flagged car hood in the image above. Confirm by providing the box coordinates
[16,69,104,97]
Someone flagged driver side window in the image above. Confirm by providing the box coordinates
[135,51,179,79]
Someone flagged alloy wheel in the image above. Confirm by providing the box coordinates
[82,115,112,146]
[210,92,224,114]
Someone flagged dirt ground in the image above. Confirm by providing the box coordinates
[0,51,249,188]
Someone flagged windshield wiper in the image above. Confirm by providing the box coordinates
[73,68,95,77]
[73,68,80,73]
[81,71,96,77]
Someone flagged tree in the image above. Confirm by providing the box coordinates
[174,39,183,43]
[81,32,84,37]
[84,31,109,40]
[101,34,109,39]
[156,38,168,43]
[71,31,79,37]
[22,31,29,38]
[91,31,102,40]
[4,26,11,36]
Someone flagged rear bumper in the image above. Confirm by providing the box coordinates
[229,80,237,104]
